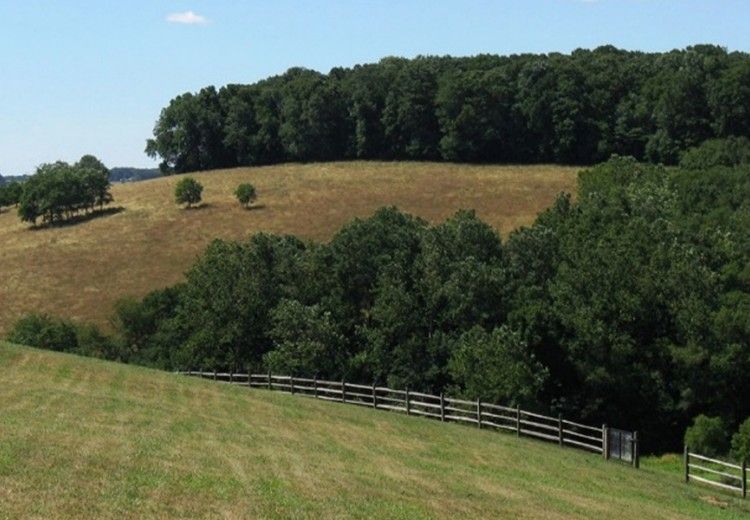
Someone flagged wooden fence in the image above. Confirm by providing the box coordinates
[684,446,747,498]
[179,370,639,467]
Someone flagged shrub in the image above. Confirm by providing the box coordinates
[679,136,750,170]
[7,313,119,359]
[235,183,257,208]
[7,314,78,352]
[75,323,118,359]
[731,417,750,463]
[684,415,729,457]
[175,177,203,208]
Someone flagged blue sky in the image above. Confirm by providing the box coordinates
[1,0,749,174]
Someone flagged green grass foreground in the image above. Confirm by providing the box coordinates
[1,342,747,519]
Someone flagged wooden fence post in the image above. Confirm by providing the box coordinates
[341,379,346,402]
[405,388,410,415]
[247,366,252,387]
[477,399,482,429]
[602,424,609,460]
[516,406,521,437]
[229,371,234,384]
[684,445,689,483]
[440,393,445,422]
[371,383,376,408]
[558,415,564,447]
[314,377,319,398]
[267,372,271,390]
[290,376,295,394]
[213,370,217,381]
[742,459,747,499]
[632,431,639,469]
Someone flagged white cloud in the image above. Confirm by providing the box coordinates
[166,11,208,25]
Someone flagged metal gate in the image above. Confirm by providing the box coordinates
[607,428,639,467]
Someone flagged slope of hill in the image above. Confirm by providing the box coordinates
[0,162,577,333]
[0,342,747,519]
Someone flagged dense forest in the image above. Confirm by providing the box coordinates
[146,45,750,173]
[11,156,750,452]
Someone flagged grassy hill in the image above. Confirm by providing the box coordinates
[0,162,577,334]
[1,342,748,519]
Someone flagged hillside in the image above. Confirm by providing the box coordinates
[1,342,747,519]
[0,162,577,333]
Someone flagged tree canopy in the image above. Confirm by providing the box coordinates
[147,46,750,173]
[15,155,112,226]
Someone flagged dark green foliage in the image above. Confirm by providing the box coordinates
[448,326,547,407]
[74,323,118,359]
[7,313,114,359]
[174,177,203,207]
[679,136,750,169]
[146,87,232,174]
[166,234,310,371]
[263,299,346,376]
[684,415,730,458]
[15,156,112,226]
[0,181,22,208]
[8,314,79,352]
[235,183,257,208]
[731,418,750,463]
[110,286,182,365]
[147,45,750,172]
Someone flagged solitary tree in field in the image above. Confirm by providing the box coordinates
[175,177,203,208]
[235,183,257,209]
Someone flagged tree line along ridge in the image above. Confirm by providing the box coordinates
[146,45,750,173]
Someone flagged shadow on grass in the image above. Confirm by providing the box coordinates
[184,202,211,210]
[29,206,125,230]
[241,204,266,211]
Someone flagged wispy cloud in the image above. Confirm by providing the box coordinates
[166,11,208,25]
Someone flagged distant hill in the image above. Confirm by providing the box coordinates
[0,174,29,185]
[0,168,160,185]
[108,167,161,183]
[1,341,746,519]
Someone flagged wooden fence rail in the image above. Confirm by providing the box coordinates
[178,371,639,467]
[684,446,747,498]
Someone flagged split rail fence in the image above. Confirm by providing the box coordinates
[179,371,639,467]
[684,446,747,498]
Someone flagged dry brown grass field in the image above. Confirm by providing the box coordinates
[0,162,578,334]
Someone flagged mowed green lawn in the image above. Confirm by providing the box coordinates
[1,343,747,519]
